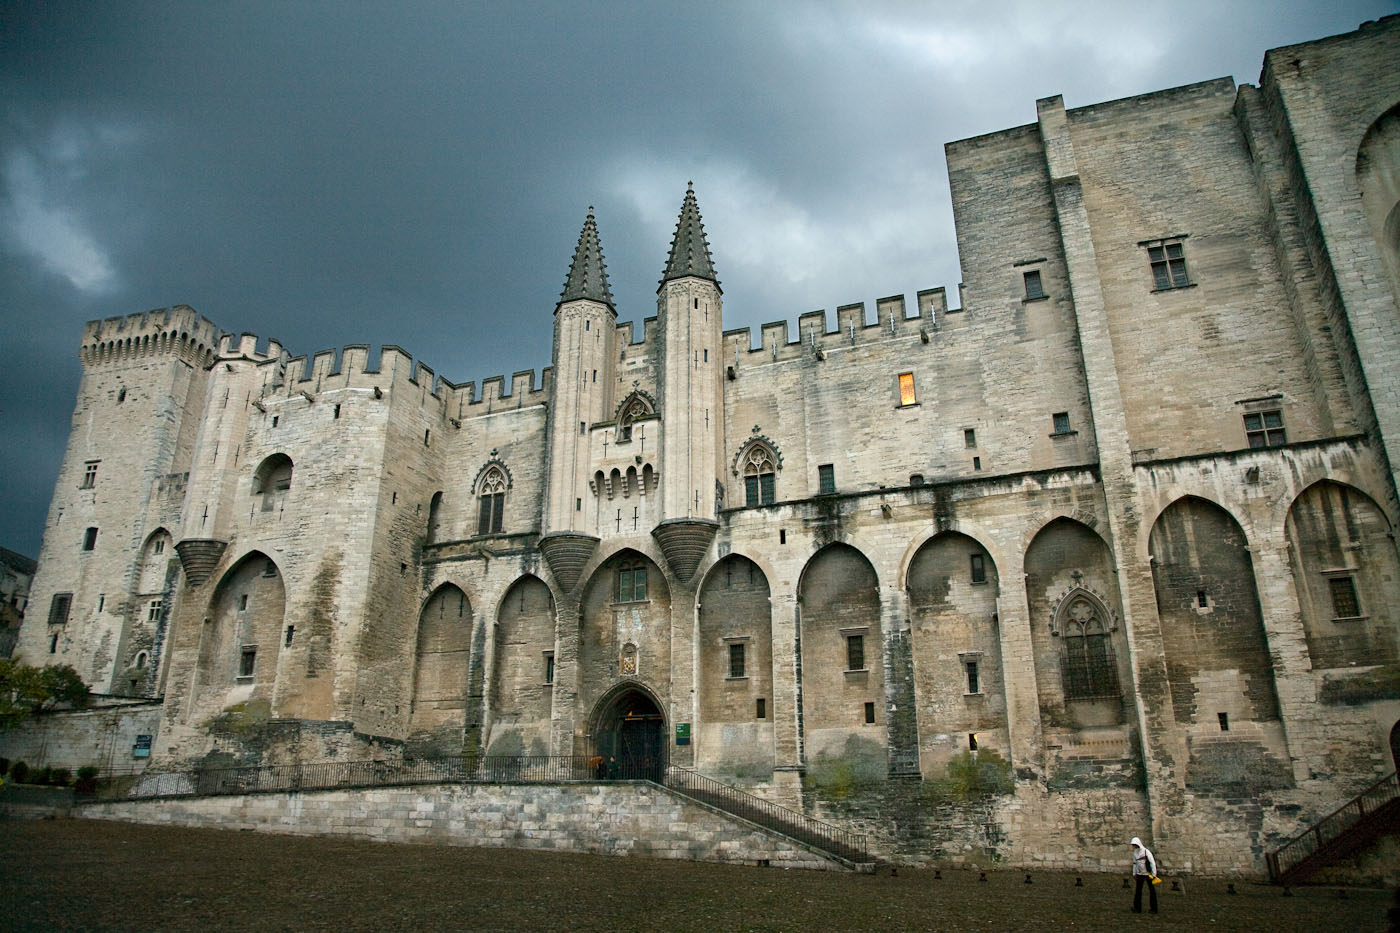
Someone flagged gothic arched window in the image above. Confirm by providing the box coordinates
[617,396,650,443]
[1060,596,1119,700]
[742,444,777,507]
[477,468,507,535]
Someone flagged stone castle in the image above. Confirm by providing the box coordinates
[16,16,1400,874]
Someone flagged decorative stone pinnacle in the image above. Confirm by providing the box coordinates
[659,184,721,293]
[559,208,615,309]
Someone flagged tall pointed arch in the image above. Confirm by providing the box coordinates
[486,575,556,757]
[797,543,885,778]
[697,554,773,777]
[408,583,473,743]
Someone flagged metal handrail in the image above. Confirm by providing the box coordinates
[101,755,597,800]
[87,754,871,865]
[1266,769,1399,882]
[661,765,870,864]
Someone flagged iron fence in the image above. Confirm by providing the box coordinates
[1266,769,1399,882]
[85,753,871,866]
[662,765,870,864]
[95,755,596,801]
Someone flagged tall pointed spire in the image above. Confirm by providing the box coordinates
[558,206,614,309]
[659,182,721,293]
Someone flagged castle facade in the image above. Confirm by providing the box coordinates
[17,17,1400,872]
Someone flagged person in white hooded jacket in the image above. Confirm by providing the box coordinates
[1130,837,1159,914]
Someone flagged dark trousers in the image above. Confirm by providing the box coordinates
[1133,874,1159,913]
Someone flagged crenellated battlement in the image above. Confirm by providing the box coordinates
[720,287,960,368]
[80,305,225,369]
[222,331,552,421]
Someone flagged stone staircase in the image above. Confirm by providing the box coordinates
[1267,770,1400,885]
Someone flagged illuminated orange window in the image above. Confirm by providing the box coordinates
[898,372,916,406]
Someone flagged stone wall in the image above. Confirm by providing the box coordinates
[0,702,162,773]
[78,782,847,870]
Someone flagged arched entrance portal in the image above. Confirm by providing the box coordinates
[591,684,666,781]
[1390,720,1400,774]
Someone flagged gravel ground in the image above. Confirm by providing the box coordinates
[1,819,1393,932]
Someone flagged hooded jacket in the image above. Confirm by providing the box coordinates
[1130,837,1157,877]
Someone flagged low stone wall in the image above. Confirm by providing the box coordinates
[78,781,849,870]
[0,702,162,774]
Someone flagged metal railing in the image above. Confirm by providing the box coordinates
[662,765,870,864]
[87,753,870,866]
[100,755,595,800]
[1266,769,1400,883]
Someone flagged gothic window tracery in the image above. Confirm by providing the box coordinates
[477,467,507,535]
[741,443,777,507]
[1059,595,1119,700]
[616,393,654,443]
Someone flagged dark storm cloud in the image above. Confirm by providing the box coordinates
[2,1,1393,557]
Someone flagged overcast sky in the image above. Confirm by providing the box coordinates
[2,1,1394,559]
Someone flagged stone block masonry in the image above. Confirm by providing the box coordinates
[78,782,847,871]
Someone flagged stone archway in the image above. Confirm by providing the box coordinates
[1391,720,1400,774]
[590,683,666,781]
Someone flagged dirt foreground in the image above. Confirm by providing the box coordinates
[1,818,1393,932]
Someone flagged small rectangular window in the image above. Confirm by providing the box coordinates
[97,594,105,611]
[964,429,976,448]
[1329,575,1361,618]
[1217,712,1230,732]
[898,372,916,406]
[576,498,582,511]
[333,404,341,419]
[970,554,986,584]
[729,642,746,679]
[1052,412,1071,435]
[818,464,836,495]
[544,652,555,684]
[969,732,979,751]
[238,646,257,678]
[424,429,431,446]
[153,539,165,555]
[239,594,249,611]
[82,527,98,551]
[1023,270,1045,300]
[846,634,865,671]
[285,625,295,646]
[966,660,980,694]
[972,456,982,471]
[48,593,73,627]
[1197,590,1208,608]
[50,633,59,654]
[756,698,766,720]
[1148,241,1190,289]
[580,421,586,435]
[81,461,99,489]
[146,599,162,622]
[272,415,279,427]
[864,701,876,724]
[1244,410,1286,448]
[616,565,648,603]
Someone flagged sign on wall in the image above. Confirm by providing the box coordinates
[675,723,690,745]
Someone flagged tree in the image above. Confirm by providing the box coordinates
[0,660,90,730]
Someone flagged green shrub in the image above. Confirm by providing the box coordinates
[75,766,99,795]
[926,750,1015,802]
[32,766,52,785]
[9,761,28,783]
[49,767,72,787]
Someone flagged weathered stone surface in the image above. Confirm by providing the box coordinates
[10,16,1400,879]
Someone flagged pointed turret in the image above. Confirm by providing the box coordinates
[559,207,614,309]
[659,182,720,292]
